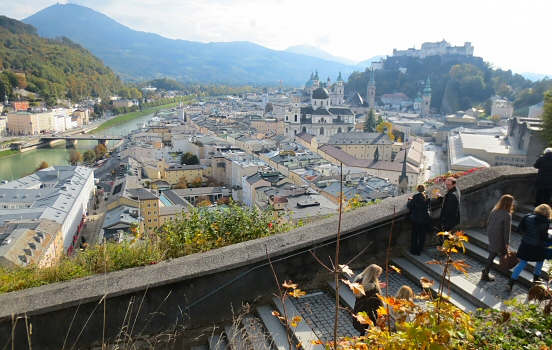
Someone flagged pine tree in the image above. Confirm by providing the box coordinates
[363,108,376,133]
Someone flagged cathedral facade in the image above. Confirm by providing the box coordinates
[285,72,355,138]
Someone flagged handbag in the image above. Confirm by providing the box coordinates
[499,249,519,270]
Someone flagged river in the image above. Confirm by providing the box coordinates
[0,112,155,181]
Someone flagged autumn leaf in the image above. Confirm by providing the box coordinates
[420,277,434,288]
[437,231,450,236]
[427,259,442,265]
[339,264,355,277]
[390,265,401,274]
[311,340,324,345]
[377,305,389,315]
[452,260,470,274]
[416,291,431,300]
[353,312,374,326]
[291,316,302,327]
[288,289,306,298]
[283,280,298,289]
[341,279,365,296]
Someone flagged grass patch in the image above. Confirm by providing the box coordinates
[0,149,19,158]
[90,100,197,134]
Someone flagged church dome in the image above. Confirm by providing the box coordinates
[312,87,330,99]
[305,79,314,88]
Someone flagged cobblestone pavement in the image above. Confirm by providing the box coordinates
[289,272,427,342]
[289,290,357,342]
[424,247,528,302]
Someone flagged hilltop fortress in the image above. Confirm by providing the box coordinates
[392,40,474,59]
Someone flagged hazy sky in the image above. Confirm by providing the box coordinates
[0,0,550,75]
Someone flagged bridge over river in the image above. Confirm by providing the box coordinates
[39,134,125,147]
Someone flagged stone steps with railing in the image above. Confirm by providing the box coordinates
[196,197,549,349]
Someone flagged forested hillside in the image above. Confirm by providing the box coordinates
[0,16,125,105]
[345,55,551,115]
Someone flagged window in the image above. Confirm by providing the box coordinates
[154,203,157,207]
[148,219,152,223]
[154,211,157,215]
[154,219,157,222]
[148,212,151,215]
[148,203,151,207]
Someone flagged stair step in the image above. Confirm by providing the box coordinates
[403,252,504,310]
[519,204,535,214]
[272,297,324,350]
[326,280,356,310]
[257,305,291,350]
[208,333,229,350]
[224,325,249,350]
[241,315,274,350]
[390,257,478,314]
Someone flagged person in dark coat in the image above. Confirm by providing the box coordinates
[534,148,552,207]
[407,184,431,255]
[507,204,552,291]
[437,177,461,232]
[352,264,385,335]
[481,194,514,282]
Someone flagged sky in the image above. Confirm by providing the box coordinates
[0,0,550,76]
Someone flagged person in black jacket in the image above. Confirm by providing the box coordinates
[352,264,386,335]
[407,184,431,255]
[507,204,552,291]
[436,177,461,232]
[534,148,552,207]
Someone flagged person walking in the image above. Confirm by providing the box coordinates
[533,148,552,207]
[507,204,552,291]
[352,264,386,335]
[481,194,514,282]
[407,184,431,255]
[437,177,461,232]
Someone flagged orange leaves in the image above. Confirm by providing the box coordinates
[290,315,302,327]
[339,264,355,277]
[420,277,434,288]
[288,289,306,298]
[353,311,374,326]
[452,260,470,274]
[282,280,305,298]
[282,280,298,289]
[390,265,401,274]
[341,279,365,296]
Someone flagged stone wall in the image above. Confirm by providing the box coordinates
[0,166,537,349]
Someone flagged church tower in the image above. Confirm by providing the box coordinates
[331,72,345,105]
[421,77,431,117]
[398,148,409,195]
[367,70,376,109]
[261,88,269,109]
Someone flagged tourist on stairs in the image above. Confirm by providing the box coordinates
[352,264,386,335]
[407,184,431,256]
[533,148,552,207]
[507,204,552,291]
[482,194,514,282]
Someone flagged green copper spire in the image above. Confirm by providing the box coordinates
[423,77,431,96]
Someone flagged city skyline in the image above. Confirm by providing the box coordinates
[0,0,550,77]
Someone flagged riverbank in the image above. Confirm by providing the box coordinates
[90,99,197,134]
[0,149,19,159]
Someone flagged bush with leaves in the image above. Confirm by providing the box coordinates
[158,201,293,258]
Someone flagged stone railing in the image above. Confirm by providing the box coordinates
[0,166,536,349]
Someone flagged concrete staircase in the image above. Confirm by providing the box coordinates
[195,204,548,349]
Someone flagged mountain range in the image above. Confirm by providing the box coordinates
[22,3,376,85]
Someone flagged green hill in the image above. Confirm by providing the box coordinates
[345,55,551,115]
[0,15,125,105]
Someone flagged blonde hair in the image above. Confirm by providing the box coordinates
[495,194,514,213]
[358,264,382,293]
[395,285,414,301]
[535,204,552,219]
